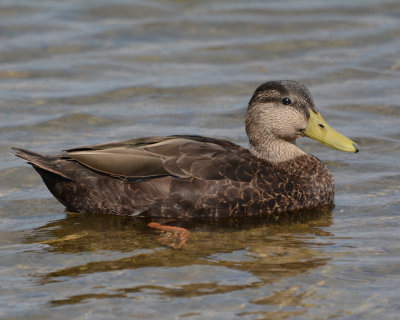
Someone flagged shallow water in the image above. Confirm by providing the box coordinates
[1,0,400,319]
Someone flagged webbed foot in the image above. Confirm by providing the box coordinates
[148,222,190,249]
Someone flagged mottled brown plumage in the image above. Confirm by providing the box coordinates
[13,80,346,219]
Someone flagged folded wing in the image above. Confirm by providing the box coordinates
[65,135,259,182]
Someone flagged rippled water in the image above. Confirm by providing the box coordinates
[1,0,400,319]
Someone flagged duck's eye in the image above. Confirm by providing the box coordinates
[282,97,291,105]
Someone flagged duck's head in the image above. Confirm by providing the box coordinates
[245,80,359,162]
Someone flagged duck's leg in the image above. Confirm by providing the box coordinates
[147,222,190,249]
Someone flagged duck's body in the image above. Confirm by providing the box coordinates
[13,135,334,218]
[13,80,358,219]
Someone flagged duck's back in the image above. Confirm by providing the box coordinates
[13,135,334,218]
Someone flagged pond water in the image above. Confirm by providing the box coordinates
[1,0,400,319]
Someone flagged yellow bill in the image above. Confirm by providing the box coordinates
[303,110,359,153]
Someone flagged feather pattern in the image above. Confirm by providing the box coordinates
[12,135,334,218]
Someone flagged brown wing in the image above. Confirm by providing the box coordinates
[64,135,258,182]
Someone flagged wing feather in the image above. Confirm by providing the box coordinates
[65,136,257,182]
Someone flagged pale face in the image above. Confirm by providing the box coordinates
[267,106,308,141]
[246,102,309,145]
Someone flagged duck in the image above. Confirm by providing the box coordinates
[13,80,359,220]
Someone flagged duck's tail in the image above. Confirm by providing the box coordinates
[11,147,70,179]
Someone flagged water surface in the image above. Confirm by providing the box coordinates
[1,0,400,319]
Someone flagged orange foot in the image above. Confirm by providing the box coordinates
[148,222,190,249]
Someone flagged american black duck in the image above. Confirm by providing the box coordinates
[13,80,359,220]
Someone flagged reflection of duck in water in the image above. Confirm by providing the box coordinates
[13,81,358,247]
[28,207,333,284]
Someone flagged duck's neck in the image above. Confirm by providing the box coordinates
[249,139,306,163]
